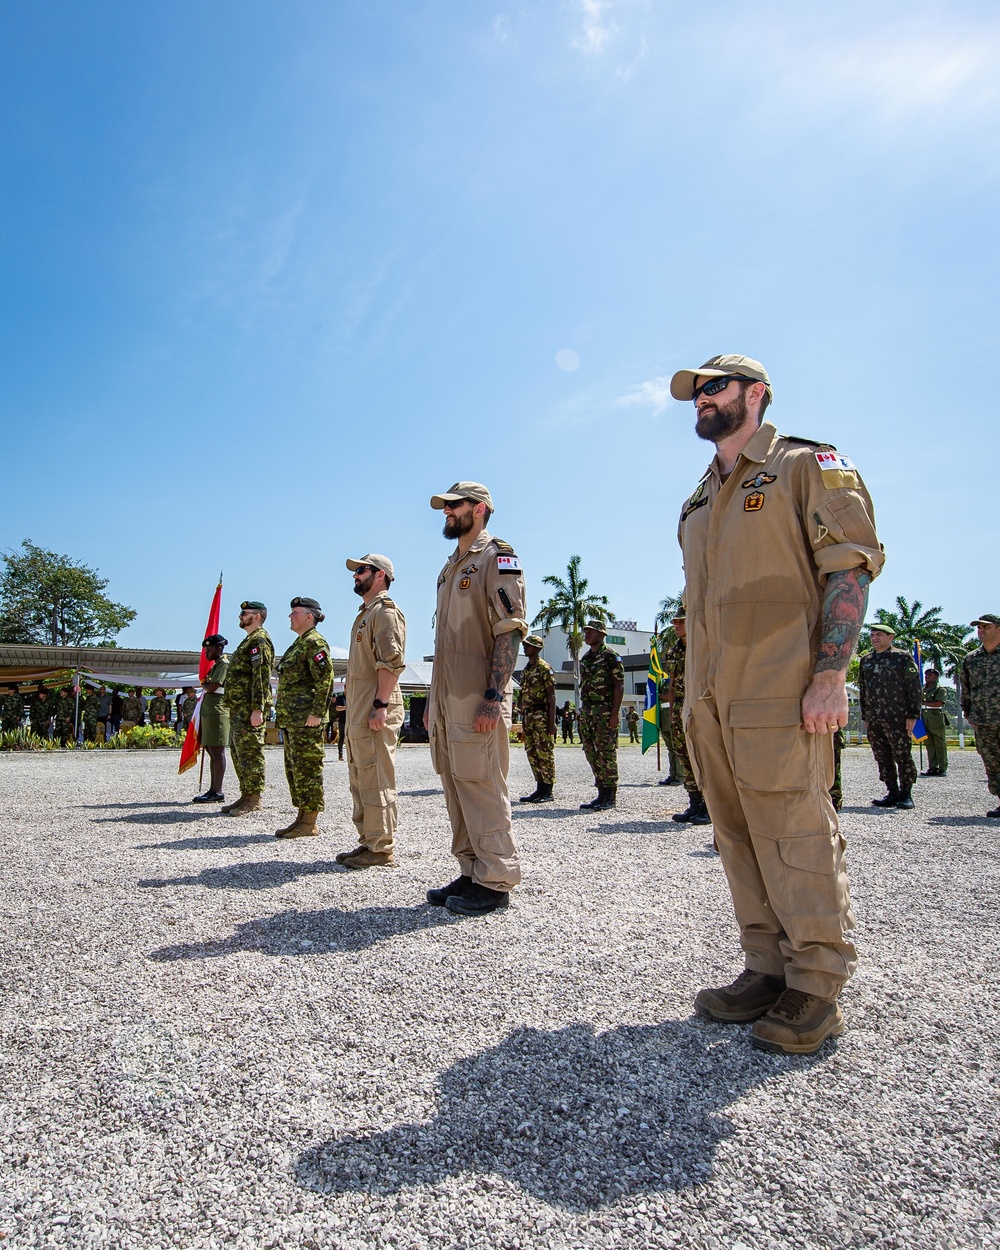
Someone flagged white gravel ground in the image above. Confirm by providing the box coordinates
[1,740,998,1250]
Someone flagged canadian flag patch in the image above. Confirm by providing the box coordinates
[497,555,521,573]
[815,451,857,473]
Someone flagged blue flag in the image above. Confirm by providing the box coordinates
[911,640,928,743]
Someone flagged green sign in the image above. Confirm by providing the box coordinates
[607,634,626,646]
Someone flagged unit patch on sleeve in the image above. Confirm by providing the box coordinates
[814,450,859,489]
[497,555,521,574]
[744,491,765,512]
[313,651,328,668]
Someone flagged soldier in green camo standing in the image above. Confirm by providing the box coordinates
[121,688,145,734]
[274,596,334,839]
[666,610,711,826]
[30,689,53,739]
[53,687,77,747]
[147,689,172,729]
[859,625,921,809]
[81,687,101,742]
[222,600,275,817]
[519,633,556,804]
[919,667,949,777]
[1,689,25,733]
[578,620,624,812]
[962,613,1000,818]
[626,706,640,743]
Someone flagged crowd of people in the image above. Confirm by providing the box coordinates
[0,683,200,744]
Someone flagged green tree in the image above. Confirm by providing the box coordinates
[0,540,136,647]
[532,555,612,706]
[654,591,684,636]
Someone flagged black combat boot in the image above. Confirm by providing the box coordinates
[689,792,712,825]
[533,782,554,803]
[592,787,616,811]
[872,787,900,807]
[580,790,602,810]
[895,786,914,810]
[672,790,704,823]
[520,787,542,803]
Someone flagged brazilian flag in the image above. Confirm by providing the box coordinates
[642,636,666,754]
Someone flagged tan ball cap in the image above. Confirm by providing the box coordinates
[430,482,495,511]
[670,354,773,403]
[346,553,395,580]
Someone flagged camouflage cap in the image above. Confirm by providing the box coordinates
[867,623,895,636]
[346,553,395,579]
[290,596,322,614]
[430,482,495,511]
[970,613,1000,626]
[670,354,773,404]
[584,619,607,634]
[202,634,228,648]
[523,634,545,649]
[240,600,267,612]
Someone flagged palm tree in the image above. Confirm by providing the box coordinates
[863,596,951,662]
[532,555,612,707]
[654,591,684,635]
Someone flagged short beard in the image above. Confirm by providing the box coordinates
[353,571,375,598]
[695,386,749,444]
[443,512,474,540]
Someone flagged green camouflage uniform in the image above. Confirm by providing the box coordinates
[921,678,949,775]
[121,694,144,726]
[276,627,333,811]
[626,706,640,743]
[29,693,53,738]
[859,647,921,793]
[1,692,24,732]
[81,691,100,741]
[520,657,555,786]
[663,638,696,795]
[223,627,275,796]
[181,694,198,728]
[560,705,575,743]
[147,696,172,729]
[962,645,1000,797]
[53,692,76,744]
[830,728,845,810]
[579,645,624,787]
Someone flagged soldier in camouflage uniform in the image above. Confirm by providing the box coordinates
[519,634,556,803]
[81,688,100,742]
[121,689,145,734]
[626,706,640,743]
[53,687,77,746]
[560,702,576,743]
[29,689,53,739]
[274,597,333,838]
[920,667,949,777]
[180,687,198,730]
[666,612,711,825]
[1,689,25,733]
[829,728,845,811]
[962,614,1000,818]
[222,600,275,816]
[578,620,624,811]
[147,689,172,729]
[859,625,921,809]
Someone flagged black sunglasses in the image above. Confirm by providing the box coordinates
[442,498,472,510]
[691,375,747,401]
[353,564,375,575]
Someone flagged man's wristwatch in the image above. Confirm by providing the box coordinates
[483,688,502,703]
[372,699,389,709]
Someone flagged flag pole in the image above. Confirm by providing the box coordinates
[198,747,205,790]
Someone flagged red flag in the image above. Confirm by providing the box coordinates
[199,575,223,682]
[178,703,201,774]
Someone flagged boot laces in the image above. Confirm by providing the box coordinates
[771,989,815,1021]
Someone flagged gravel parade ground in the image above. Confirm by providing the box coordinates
[2,741,998,1250]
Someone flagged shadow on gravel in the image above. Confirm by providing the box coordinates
[926,814,997,827]
[296,1019,816,1209]
[512,806,579,820]
[76,800,194,810]
[138,858,343,892]
[92,809,211,827]
[591,820,681,836]
[134,832,276,851]
[148,903,453,960]
[397,788,442,798]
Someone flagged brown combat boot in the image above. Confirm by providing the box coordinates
[694,969,786,1022]
[751,989,844,1054]
[279,810,320,839]
[335,845,368,864]
[275,809,303,837]
[225,792,261,817]
[341,848,396,869]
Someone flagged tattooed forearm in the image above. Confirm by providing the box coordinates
[815,567,872,673]
[489,630,521,695]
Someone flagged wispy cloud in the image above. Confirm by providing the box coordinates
[618,376,672,415]
[571,0,615,56]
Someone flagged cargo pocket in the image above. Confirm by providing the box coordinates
[778,831,836,876]
[448,726,490,781]
[729,698,810,792]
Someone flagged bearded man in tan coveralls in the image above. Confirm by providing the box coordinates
[670,354,884,1054]
[424,482,528,917]
[335,553,407,870]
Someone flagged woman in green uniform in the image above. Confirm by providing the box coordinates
[193,634,230,803]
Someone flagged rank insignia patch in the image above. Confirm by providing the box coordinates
[744,491,765,512]
[741,472,777,489]
[460,577,471,589]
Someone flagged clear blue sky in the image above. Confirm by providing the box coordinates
[1,1,996,659]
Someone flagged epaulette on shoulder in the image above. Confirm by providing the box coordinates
[780,434,837,450]
[493,538,517,555]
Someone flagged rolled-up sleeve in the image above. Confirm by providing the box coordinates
[802,458,885,581]
[373,604,407,675]
[486,554,528,640]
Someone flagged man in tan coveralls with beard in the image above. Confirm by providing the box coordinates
[671,354,883,1054]
[424,482,528,917]
[336,554,407,869]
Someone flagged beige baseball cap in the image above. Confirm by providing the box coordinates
[670,354,773,404]
[430,482,495,511]
[868,623,896,636]
[346,553,395,580]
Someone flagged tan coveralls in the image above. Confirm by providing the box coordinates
[345,591,407,853]
[678,422,884,1000]
[428,529,528,891]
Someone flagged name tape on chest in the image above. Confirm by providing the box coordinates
[497,555,521,574]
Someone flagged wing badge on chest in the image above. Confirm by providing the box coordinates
[741,472,777,489]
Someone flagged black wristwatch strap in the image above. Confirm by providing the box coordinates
[483,688,501,702]
[372,699,389,709]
